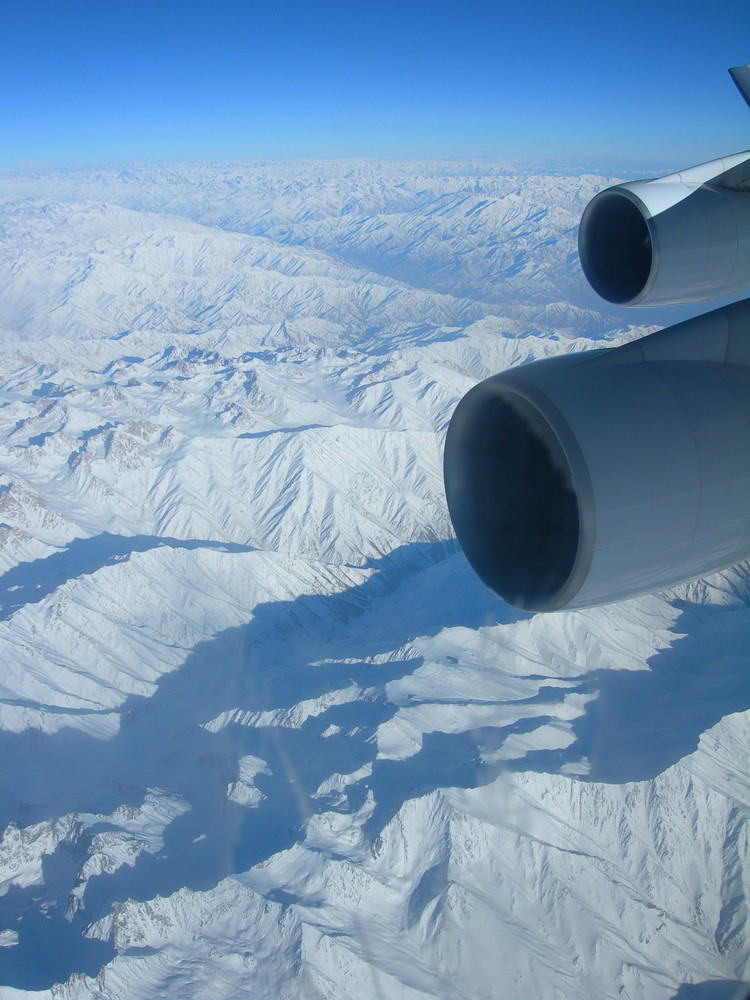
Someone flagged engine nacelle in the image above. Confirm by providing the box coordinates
[443,301,750,611]
[578,150,750,306]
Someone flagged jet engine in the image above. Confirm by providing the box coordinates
[443,65,750,611]
[578,151,750,305]
[444,301,750,612]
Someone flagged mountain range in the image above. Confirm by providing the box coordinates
[0,159,748,1000]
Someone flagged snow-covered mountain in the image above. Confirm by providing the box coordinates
[0,160,748,1000]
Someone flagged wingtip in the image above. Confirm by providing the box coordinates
[729,65,750,109]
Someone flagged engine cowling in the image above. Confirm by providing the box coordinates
[443,301,750,611]
[578,150,750,306]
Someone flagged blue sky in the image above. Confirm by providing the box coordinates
[2,0,748,169]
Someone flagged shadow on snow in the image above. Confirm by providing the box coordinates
[0,532,257,622]
[0,533,748,987]
[0,535,514,987]
[516,596,750,783]
[671,982,750,1000]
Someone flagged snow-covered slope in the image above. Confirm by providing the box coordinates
[0,160,747,1000]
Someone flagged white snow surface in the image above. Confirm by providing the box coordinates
[0,159,748,1000]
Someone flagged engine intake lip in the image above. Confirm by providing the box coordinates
[443,373,594,612]
[579,188,654,305]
